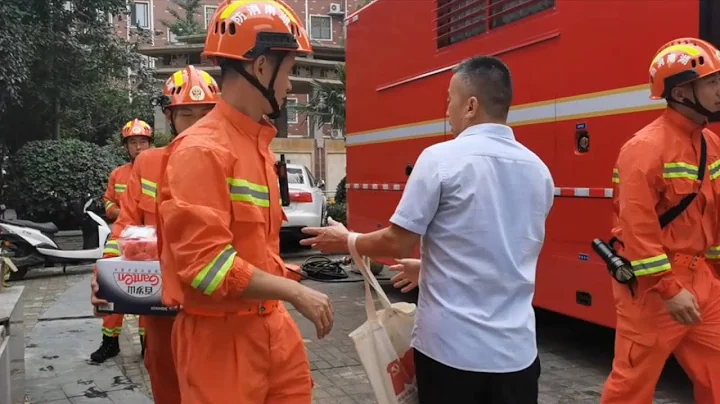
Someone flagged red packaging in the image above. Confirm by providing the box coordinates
[117,226,158,261]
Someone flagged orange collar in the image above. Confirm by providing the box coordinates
[664,107,706,135]
[215,98,277,148]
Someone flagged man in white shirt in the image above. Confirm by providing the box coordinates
[301,55,555,404]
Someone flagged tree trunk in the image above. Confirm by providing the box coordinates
[52,98,61,140]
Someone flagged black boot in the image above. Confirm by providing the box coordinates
[90,335,120,363]
[140,335,145,358]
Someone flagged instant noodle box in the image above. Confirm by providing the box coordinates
[95,257,177,316]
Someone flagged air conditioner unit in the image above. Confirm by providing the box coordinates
[328,3,344,15]
[331,129,344,139]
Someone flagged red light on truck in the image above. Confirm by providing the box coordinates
[289,191,313,203]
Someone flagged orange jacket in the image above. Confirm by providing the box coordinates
[103,148,165,258]
[611,108,720,299]
[104,163,133,221]
[156,99,287,310]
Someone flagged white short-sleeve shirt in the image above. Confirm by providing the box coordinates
[390,123,554,373]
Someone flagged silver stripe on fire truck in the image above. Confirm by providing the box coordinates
[346,86,666,146]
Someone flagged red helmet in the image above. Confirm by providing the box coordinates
[162,65,220,110]
[649,37,720,99]
[121,119,152,140]
[203,0,312,62]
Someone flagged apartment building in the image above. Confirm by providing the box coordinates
[112,0,363,194]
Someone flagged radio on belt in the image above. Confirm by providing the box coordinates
[95,226,176,316]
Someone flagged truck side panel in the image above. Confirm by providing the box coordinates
[345,0,702,328]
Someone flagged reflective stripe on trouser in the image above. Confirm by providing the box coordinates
[601,259,720,404]
[102,314,124,337]
[172,304,312,404]
[144,316,180,404]
[141,178,157,199]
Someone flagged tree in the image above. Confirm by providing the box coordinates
[0,0,159,153]
[162,0,205,38]
[294,64,346,133]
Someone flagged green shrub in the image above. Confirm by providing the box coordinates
[8,139,123,229]
[335,176,346,203]
[327,202,346,225]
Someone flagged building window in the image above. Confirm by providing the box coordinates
[204,6,218,29]
[167,28,178,44]
[286,98,299,124]
[436,0,554,48]
[310,15,332,41]
[131,1,150,29]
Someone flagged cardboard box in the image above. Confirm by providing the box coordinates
[96,257,177,316]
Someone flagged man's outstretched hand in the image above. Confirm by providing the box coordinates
[389,258,420,293]
[300,217,351,254]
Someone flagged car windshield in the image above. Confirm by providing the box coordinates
[288,167,304,184]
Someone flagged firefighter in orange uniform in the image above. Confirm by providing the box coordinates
[601,38,720,403]
[91,119,152,363]
[93,66,218,403]
[155,1,334,402]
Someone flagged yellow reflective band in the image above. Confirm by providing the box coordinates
[101,327,122,337]
[115,184,127,194]
[227,178,270,208]
[103,240,121,257]
[104,201,115,210]
[173,71,184,88]
[138,328,145,336]
[707,245,720,260]
[141,178,157,199]
[663,162,698,180]
[612,168,619,184]
[651,44,702,66]
[190,244,237,295]
[200,70,214,85]
[710,160,720,180]
[631,254,672,276]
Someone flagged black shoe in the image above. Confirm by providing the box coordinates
[140,335,145,358]
[90,335,120,363]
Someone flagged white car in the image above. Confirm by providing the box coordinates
[281,164,327,241]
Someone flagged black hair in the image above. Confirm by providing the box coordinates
[453,56,513,121]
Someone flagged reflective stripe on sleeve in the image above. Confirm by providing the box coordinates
[141,178,157,199]
[105,201,116,210]
[227,178,270,208]
[103,240,121,256]
[709,160,720,180]
[662,162,698,180]
[707,245,720,260]
[190,244,237,295]
[115,184,127,194]
[612,168,619,184]
[631,254,671,276]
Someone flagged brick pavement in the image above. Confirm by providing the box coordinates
[14,256,693,403]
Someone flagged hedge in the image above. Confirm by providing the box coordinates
[8,139,123,229]
[327,202,346,226]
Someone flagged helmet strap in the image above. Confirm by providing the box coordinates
[165,108,179,138]
[674,82,720,122]
[224,55,286,120]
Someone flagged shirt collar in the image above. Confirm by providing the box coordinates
[457,123,515,140]
[215,98,277,147]
[664,107,705,135]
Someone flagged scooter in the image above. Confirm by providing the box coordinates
[0,198,110,281]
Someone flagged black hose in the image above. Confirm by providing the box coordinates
[287,255,391,283]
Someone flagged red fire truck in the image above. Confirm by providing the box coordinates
[343,0,720,328]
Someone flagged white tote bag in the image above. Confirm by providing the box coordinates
[347,234,419,404]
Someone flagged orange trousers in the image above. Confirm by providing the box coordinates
[601,256,720,403]
[172,303,312,404]
[101,314,146,337]
[143,316,180,404]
